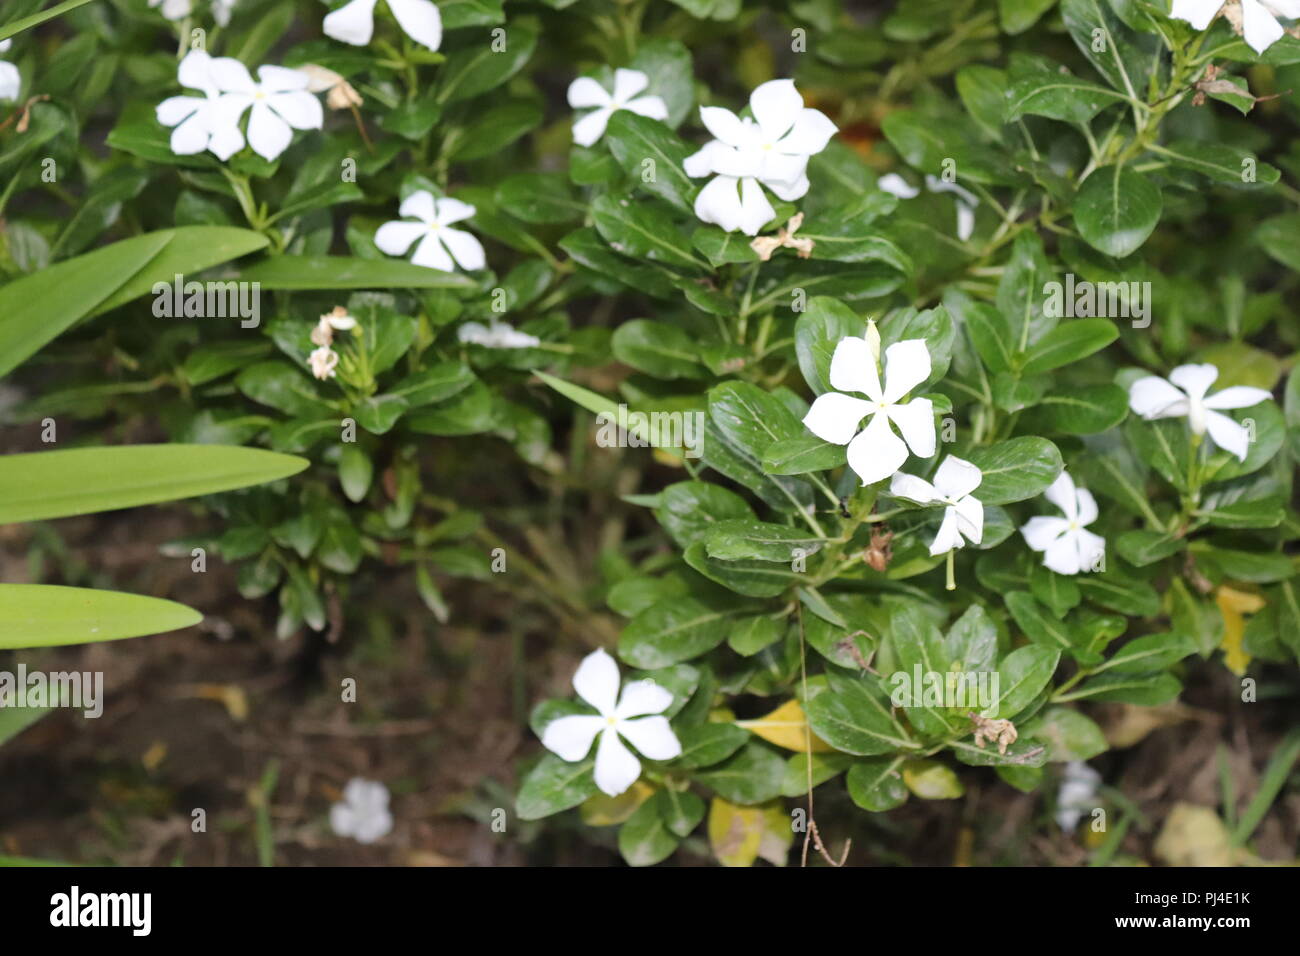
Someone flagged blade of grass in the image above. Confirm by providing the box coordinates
[0,0,100,43]
[1231,729,1300,847]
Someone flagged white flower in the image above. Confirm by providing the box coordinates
[567,68,668,147]
[309,345,340,380]
[207,59,323,161]
[0,40,19,103]
[1171,0,1300,55]
[214,0,237,26]
[1020,471,1106,576]
[683,78,837,235]
[802,332,936,486]
[329,778,393,844]
[149,0,193,20]
[311,307,357,347]
[1054,761,1101,832]
[156,50,247,160]
[540,648,682,797]
[1128,363,1271,461]
[324,0,442,52]
[457,320,541,349]
[878,172,979,242]
[375,191,486,273]
[890,456,985,556]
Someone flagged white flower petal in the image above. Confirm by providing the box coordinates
[846,412,908,486]
[737,177,775,236]
[1241,0,1285,53]
[877,173,921,199]
[612,67,649,103]
[1128,375,1188,419]
[692,174,745,232]
[1204,409,1251,461]
[571,106,613,147]
[594,727,642,797]
[1171,0,1226,29]
[246,100,292,160]
[571,648,621,717]
[1075,528,1106,573]
[0,61,18,102]
[258,65,310,93]
[1265,0,1300,15]
[749,78,803,142]
[208,56,257,94]
[156,95,203,128]
[1043,530,1083,575]
[760,151,809,189]
[955,201,976,241]
[953,494,983,544]
[765,173,810,202]
[881,339,931,403]
[618,716,682,761]
[932,455,982,500]
[396,190,435,224]
[1021,515,1071,553]
[1203,385,1272,410]
[375,220,425,256]
[410,232,455,271]
[435,197,476,225]
[540,714,606,761]
[699,105,748,146]
[438,226,485,271]
[208,121,246,160]
[614,679,673,720]
[774,108,837,156]
[176,49,215,93]
[1074,487,1099,526]
[929,507,964,556]
[709,143,766,180]
[889,471,940,504]
[625,94,668,121]
[330,803,359,837]
[683,140,727,178]
[323,0,380,46]
[388,0,443,52]
[887,398,936,458]
[267,90,323,130]
[802,391,872,445]
[1168,363,1219,401]
[567,75,611,109]
[828,335,882,398]
[1043,471,1079,522]
[169,110,213,155]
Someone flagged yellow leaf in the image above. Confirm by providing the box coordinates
[756,803,793,866]
[141,741,167,772]
[580,781,653,826]
[902,759,965,799]
[708,797,763,868]
[1216,585,1265,676]
[736,699,833,753]
[1153,803,1234,867]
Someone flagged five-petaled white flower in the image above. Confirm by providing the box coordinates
[458,320,541,349]
[1020,470,1106,576]
[540,648,682,797]
[149,0,192,21]
[567,68,668,147]
[683,78,837,236]
[1128,363,1271,461]
[376,191,486,273]
[801,331,936,486]
[156,50,247,160]
[207,59,324,161]
[0,40,19,103]
[329,777,393,844]
[1171,0,1300,55]
[890,456,985,556]
[324,0,442,52]
[878,172,979,242]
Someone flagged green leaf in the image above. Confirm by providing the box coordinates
[611,320,706,379]
[1255,214,1300,272]
[1020,319,1118,374]
[694,742,786,804]
[1021,707,1107,761]
[1073,165,1162,259]
[846,756,909,811]
[761,435,847,475]
[618,794,682,866]
[1022,384,1129,434]
[515,754,597,820]
[964,437,1063,505]
[0,445,307,524]
[495,172,584,223]
[805,681,918,756]
[987,644,1060,718]
[675,722,750,769]
[1097,632,1196,674]
[1066,671,1182,705]
[436,22,537,103]
[0,0,99,43]
[618,598,733,669]
[603,112,697,212]
[703,519,825,563]
[590,194,705,271]
[237,362,335,418]
[1152,141,1279,186]
[234,256,476,290]
[0,584,202,649]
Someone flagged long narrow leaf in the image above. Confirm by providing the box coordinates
[0,584,202,649]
